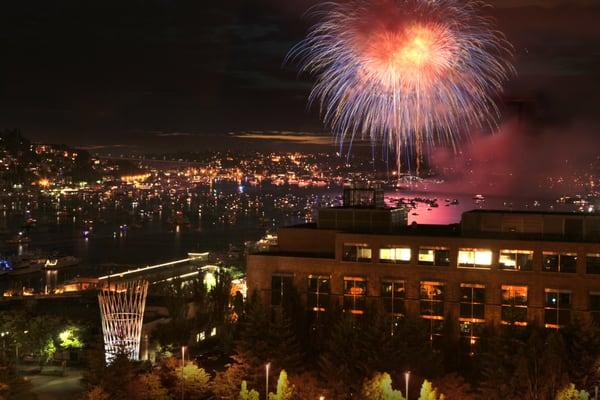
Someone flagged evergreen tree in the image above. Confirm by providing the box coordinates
[361,372,405,400]
[318,313,366,397]
[268,370,294,400]
[270,312,304,373]
[418,380,445,400]
[239,381,260,400]
[175,362,211,399]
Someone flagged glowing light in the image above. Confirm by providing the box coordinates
[287,0,514,172]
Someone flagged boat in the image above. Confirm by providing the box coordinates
[44,256,81,270]
[6,232,30,245]
[473,194,485,202]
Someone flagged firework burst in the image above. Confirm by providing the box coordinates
[287,0,514,173]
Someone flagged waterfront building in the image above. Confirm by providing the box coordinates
[247,188,600,347]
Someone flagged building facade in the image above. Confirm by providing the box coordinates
[247,205,600,347]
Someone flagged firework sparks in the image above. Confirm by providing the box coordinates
[287,0,514,173]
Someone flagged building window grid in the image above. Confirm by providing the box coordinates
[342,243,372,262]
[542,252,577,273]
[420,281,445,341]
[499,249,534,271]
[501,285,528,326]
[381,280,405,316]
[587,254,600,274]
[457,248,493,269]
[418,247,451,267]
[459,284,486,349]
[544,289,572,329]
[343,277,367,315]
[271,274,294,308]
[590,292,600,325]
[307,275,330,314]
[379,247,411,264]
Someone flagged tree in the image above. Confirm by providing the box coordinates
[59,326,84,349]
[433,374,475,400]
[132,372,170,400]
[555,384,590,400]
[83,386,111,400]
[100,351,137,400]
[361,372,405,400]
[268,370,294,400]
[289,372,329,400]
[176,362,211,399]
[418,380,445,400]
[211,355,252,399]
[239,381,260,400]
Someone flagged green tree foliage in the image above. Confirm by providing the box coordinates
[59,326,84,349]
[239,380,260,400]
[268,370,294,400]
[418,380,445,400]
[176,361,211,399]
[361,372,405,400]
[555,384,590,400]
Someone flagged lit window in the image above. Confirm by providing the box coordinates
[381,281,405,316]
[420,281,445,343]
[587,254,600,274]
[501,285,528,325]
[343,244,372,262]
[343,277,367,315]
[458,248,492,269]
[590,293,600,325]
[418,247,450,266]
[459,284,486,351]
[308,276,330,314]
[379,247,411,264]
[543,252,577,273]
[271,274,294,308]
[544,289,571,329]
[499,250,533,271]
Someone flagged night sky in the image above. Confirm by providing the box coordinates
[0,0,598,152]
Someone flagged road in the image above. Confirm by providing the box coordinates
[24,368,84,400]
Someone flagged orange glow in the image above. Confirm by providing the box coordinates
[361,23,457,90]
[38,178,51,187]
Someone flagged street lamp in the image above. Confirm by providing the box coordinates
[181,346,187,400]
[265,362,271,400]
[405,371,410,400]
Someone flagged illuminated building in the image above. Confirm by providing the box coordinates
[98,280,148,362]
[247,188,600,349]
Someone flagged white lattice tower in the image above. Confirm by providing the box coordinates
[98,280,148,363]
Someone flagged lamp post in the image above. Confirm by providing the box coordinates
[181,346,187,400]
[405,371,410,400]
[265,362,271,400]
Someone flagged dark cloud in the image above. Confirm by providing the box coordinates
[0,0,596,152]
